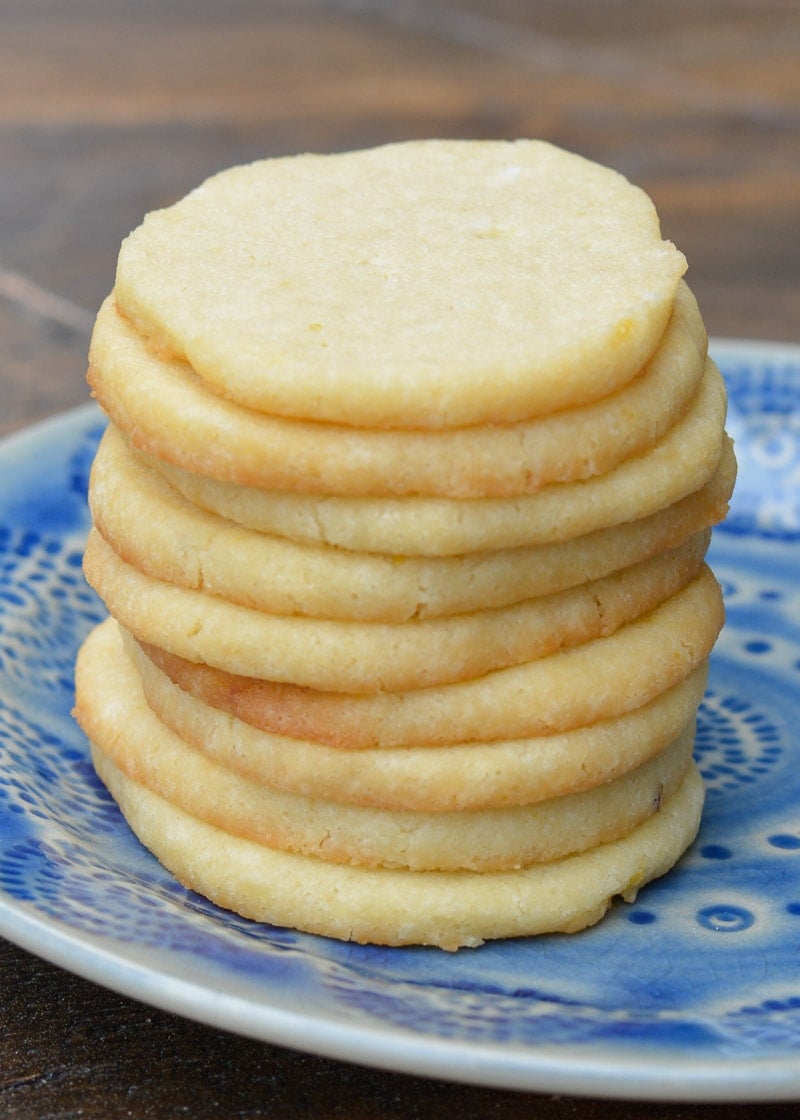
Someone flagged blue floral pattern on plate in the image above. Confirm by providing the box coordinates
[1,341,800,1102]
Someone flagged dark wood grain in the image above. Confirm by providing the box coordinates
[1,2,798,1115]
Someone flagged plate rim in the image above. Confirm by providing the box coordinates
[5,894,800,1103]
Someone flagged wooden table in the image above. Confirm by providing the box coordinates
[1,2,798,1115]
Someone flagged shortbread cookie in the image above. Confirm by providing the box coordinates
[88,282,705,498]
[144,366,728,556]
[83,524,709,691]
[90,423,735,621]
[75,623,695,872]
[90,742,705,948]
[134,566,724,746]
[113,139,687,429]
[125,620,707,811]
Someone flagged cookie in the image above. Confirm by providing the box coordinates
[87,282,706,498]
[74,137,732,947]
[142,366,728,557]
[90,740,705,949]
[113,139,687,429]
[83,524,709,692]
[131,566,724,747]
[75,620,695,872]
[89,423,735,622]
[126,618,707,811]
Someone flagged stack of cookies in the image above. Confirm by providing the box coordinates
[74,140,735,949]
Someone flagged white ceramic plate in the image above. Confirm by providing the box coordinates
[2,338,800,1102]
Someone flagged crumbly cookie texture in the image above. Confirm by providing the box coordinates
[83,526,709,693]
[113,139,686,428]
[139,370,729,557]
[90,735,706,950]
[76,620,696,873]
[89,424,735,623]
[129,628,708,813]
[75,138,734,948]
[118,568,725,748]
[88,281,706,498]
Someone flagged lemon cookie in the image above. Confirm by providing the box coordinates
[90,740,705,948]
[126,619,708,812]
[132,566,724,747]
[144,367,728,557]
[75,622,695,872]
[114,139,687,429]
[75,136,732,948]
[90,423,735,621]
[84,522,709,692]
[88,282,705,498]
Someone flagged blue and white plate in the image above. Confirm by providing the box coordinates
[1,339,800,1102]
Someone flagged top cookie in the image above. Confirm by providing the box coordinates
[114,140,686,429]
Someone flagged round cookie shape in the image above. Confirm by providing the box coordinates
[144,368,730,557]
[74,625,695,872]
[88,424,735,622]
[82,527,710,693]
[90,742,705,948]
[127,621,708,812]
[88,282,706,498]
[133,567,724,747]
[114,140,687,429]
